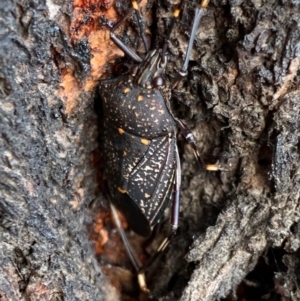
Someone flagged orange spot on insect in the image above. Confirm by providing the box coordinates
[123,87,131,94]
[173,8,180,17]
[117,187,127,194]
[137,94,143,101]
[141,138,150,145]
[118,128,125,134]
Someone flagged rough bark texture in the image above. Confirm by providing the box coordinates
[0,0,119,300]
[1,0,300,301]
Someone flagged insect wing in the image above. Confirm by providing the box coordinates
[126,135,176,233]
[103,122,176,236]
[103,122,153,236]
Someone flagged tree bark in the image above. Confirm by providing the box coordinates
[0,0,299,301]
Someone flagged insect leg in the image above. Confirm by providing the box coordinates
[171,144,182,233]
[176,119,206,168]
[107,15,143,63]
[109,201,149,292]
[137,145,182,276]
[102,0,149,62]
[176,119,220,171]
[156,143,181,247]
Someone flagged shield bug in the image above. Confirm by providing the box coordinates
[99,0,214,290]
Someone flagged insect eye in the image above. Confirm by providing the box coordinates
[152,76,164,88]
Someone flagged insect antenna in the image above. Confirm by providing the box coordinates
[173,0,211,87]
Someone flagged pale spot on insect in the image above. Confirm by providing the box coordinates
[145,193,151,198]
[117,187,127,194]
[150,107,156,110]
[144,166,153,171]
[137,94,143,101]
[123,87,131,94]
[118,128,125,134]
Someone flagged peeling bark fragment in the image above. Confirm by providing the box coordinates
[181,196,270,301]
